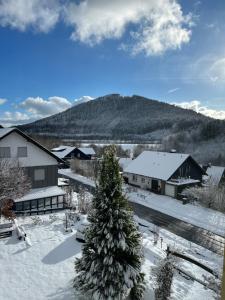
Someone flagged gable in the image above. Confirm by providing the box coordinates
[169,156,205,180]
[51,145,76,159]
[0,131,58,167]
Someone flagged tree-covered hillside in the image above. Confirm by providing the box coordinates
[18,94,225,165]
[19,94,209,139]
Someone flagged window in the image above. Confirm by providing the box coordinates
[38,199,44,209]
[0,147,10,158]
[132,175,137,182]
[34,169,45,181]
[16,202,23,211]
[58,195,64,203]
[23,201,30,211]
[141,177,145,183]
[58,196,64,208]
[31,200,37,210]
[45,198,51,208]
[17,146,27,157]
[52,197,57,208]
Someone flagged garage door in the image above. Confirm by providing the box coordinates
[165,184,176,197]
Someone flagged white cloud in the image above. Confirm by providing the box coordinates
[73,95,94,106]
[209,58,225,83]
[0,0,193,56]
[0,111,31,127]
[0,95,94,126]
[20,96,72,117]
[0,98,7,105]
[173,100,225,120]
[168,88,180,94]
[0,0,60,32]
[186,55,225,84]
[64,0,193,56]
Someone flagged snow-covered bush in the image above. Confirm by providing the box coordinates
[49,214,58,223]
[184,184,225,213]
[74,146,145,300]
[31,216,43,225]
[151,257,176,300]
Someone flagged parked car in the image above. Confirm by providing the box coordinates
[75,217,89,242]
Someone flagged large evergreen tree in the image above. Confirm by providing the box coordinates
[74,146,145,300]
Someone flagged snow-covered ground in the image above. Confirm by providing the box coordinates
[59,169,95,187]
[59,169,225,237]
[128,187,225,237]
[0,211,221,300]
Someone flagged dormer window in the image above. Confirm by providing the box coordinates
[0,147,11,158]
[17,146,27,157]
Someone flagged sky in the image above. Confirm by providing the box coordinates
[0,0,225,126]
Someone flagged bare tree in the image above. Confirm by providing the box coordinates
[0,159,31,218]
[70,158,100,180]
[77,187,92,214]
[184,184,225,213]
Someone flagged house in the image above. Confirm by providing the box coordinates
[51,146,95,161]
[0,127,67,215]
[123,151,205,198]
[75,147,96,160]
[204,165,225,187]
[51,145,77,161]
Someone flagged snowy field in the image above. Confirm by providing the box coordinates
[0,211,221,300]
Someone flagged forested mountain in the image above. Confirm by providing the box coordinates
[19,94,209,139]
[19,94,225,164]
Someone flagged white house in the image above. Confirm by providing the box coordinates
[123,151,205,198]
[0,128,66,215]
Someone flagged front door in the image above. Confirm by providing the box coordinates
[152,179,159,193]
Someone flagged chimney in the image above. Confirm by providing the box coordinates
[170,149,177,153]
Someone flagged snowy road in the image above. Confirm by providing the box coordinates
[130,201,225,255]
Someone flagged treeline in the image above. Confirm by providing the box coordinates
[163,119,225,165]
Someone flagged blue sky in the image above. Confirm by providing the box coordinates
[0,0,225,126]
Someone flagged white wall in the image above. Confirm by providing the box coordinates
[0,131,58,167]
[124,172,152,189]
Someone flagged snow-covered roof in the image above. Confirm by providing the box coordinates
[0,127,14,138]
[51,145,75,159]
[205,165,225,185]
[78,147,95,155]
[124,151,190,181]
[118,157,132,170]
[0,128,63,163]
[58,178,69,186]
[166,178,200,186]
[15,186,66,202]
